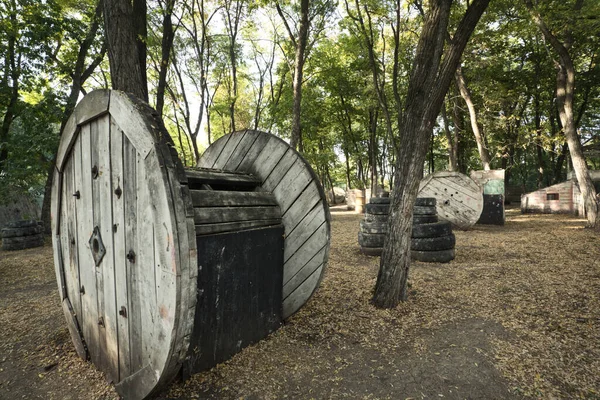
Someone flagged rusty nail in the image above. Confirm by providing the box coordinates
[73,190,80,199]
[119,306,127,318]
[92,165,99,179]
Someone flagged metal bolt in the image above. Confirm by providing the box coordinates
[119,306,127,318]
[73,191,80,199]
[126,250,136,263]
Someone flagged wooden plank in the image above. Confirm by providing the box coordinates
[284,204,326,263]
[123,136,143,373]
[63,154,83,332]
[193,206,281,225]
[235,131,271,172]
[56,90,110,171]
[185,169,261,188]
[71,135,84,323]
[190,190,277,208]
[62,298,88,360]
[244,136,288,184]
[281,181,321,231]
[283,222,328,284]
[108,91,153,159]
[59,158,73,317]
[114,364,158,400]
[211,130,246,170]
[90,118,111,378]
[110,120,130,382]
[136,150,156,377]
[282,264,323,319]
[272,162,313,214]
[282,247,326,299]
[197,134,232,168]
[223,130,258,171]
[262,149,297,192]
[97,114,119,382]
[77,123,101,369]
[195,220,282,235]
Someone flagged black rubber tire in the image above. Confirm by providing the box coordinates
[369,197,391,204]
[411,233,455,251]
[360,220,387,234]
[411,248,455,263]
[365,203,390,215]
[412,221,452,238]
[364,212,389,223]
[413,215,438,224]
[5,220,38,229]
[2,235,44,251]
[358,231,385,248]
[360,247,383,256]
[1,225,43,238]
[2,233,44,245]
[415,197,436,206]
[413,205,436,215]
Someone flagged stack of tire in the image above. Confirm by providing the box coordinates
[1,220,44,251]
[358,197,455,263]
[358,197,390,256]
[411,198,455,263]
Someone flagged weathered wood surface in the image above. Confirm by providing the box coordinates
[51,90,197,400]
[187,226,283,373]
[185,168,261,189]
[198,130,331,319]
[418,171,483,230]
[190,190,277,207]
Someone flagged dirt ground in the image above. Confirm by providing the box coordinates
[1,207,599,399]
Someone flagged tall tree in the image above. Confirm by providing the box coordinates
[524,0,598,227]
[455,64,491,170]
[103,0,148,100]
[374,0,490,308]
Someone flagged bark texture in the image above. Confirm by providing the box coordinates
[374,0,490,308]
[455,64,490,170]
[103,0,148,101]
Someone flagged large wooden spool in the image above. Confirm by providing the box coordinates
[418,171,483,230]
[51,90,330,399]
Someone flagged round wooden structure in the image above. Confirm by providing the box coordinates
[199,130,331,318]
[51,90,196,399]
[51,90,330,399]
[418,171,483,230]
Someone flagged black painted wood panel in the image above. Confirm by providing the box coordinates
[185,225,284,374]
[477,194,505,225]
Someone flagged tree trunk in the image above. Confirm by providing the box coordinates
[455,64,490,170]
[0,2,19,174]
[155,0,175,117]
[441,99,458,171]
[290,0,309,151]
[104,0,148,101]
[374,0,489,308]
[525,0,597,227]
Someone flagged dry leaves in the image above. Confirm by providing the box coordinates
[1,208,599,399]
